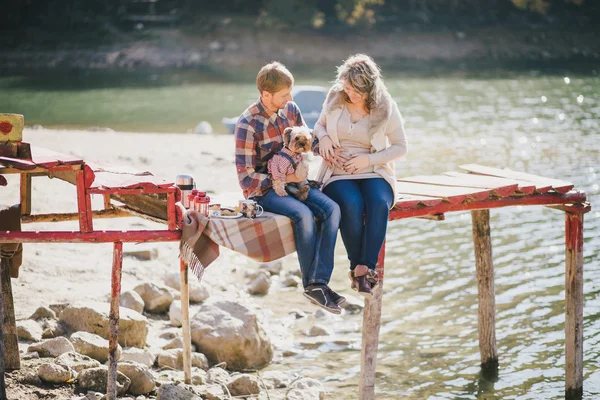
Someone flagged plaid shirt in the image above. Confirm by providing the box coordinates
[235,99,305,198]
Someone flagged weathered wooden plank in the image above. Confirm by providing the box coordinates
[90,172,173,190]
[107,242,123,400]
[0,260,6,399]
[0,156,36,170]
[1,259,20,370]
[444,172,535,195]
[29,145,84,166]
[401,174,518,197]
[460,164,573,194]
[359,242,385,400]
[565,210,584,398]
[394,194,444,208]
[471,210,498,375]
[395,181,491,204]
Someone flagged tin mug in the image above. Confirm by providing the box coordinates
[240,200,264,218]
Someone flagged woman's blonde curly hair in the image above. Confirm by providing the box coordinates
[334,54,384,111]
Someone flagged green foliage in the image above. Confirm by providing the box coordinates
[512,0,551,14]
[335,0,384,27]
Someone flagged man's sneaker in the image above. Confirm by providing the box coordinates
[349,269,379,291]
[303,284,341,314]
[328,287,346,306]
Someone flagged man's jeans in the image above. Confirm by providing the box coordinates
[323,178,393,271]
[254,189,341,288]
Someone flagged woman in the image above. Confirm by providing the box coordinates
[314,54,408,298]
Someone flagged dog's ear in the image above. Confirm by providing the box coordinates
[283,127,293,146]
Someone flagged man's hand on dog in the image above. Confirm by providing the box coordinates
[286,174,305,183]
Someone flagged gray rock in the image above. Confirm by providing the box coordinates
[19,371,42,385]
[117,361,155,395]
[227,374,261,396]
[306,325,332,337]
[247,271,271,295]
[263,370,293,388]
[28,337,75,357]
[41,319,68,339]
[70,331,122,363]
[55,351,102,372]
[163,336,196,352]
[339,294,364,314]
[190,301,273,371]
[163,272,210,303]
[22,352,40,360]
[17,319,44,342]
[192,384,226,400]
[120,290,145,314]
[206,367,229,385]
[191,368,208,385]
[157,349,208,371]
[120,347,156,367]
[259,260,283,275]
[59,301,148,348]
[37,363,76,383]
[124,248,158,261]
[156,384,201,400]
[169,300,182,327]
[286,378,324,400]
[76,366,130,396]
[30,306,57,320]
[49,302,70,316]
[134,282,174,313]
[281,275,301,287]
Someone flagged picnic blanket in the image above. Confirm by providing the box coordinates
[179,210,296,281]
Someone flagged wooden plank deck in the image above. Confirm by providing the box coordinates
[395,181,492,204]
[400,174,518,197]
[460,164,573,194]
[444,172,536,195]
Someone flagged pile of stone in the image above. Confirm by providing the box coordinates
[14,270,327,399]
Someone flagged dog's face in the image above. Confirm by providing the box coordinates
[283,126,312,153]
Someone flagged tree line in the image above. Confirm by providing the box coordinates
[3,0,597,32]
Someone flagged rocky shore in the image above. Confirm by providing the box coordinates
[7,262,363,399]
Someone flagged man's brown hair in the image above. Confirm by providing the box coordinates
[256,62,294,94]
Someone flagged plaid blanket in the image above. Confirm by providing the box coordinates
[179,210,296,281]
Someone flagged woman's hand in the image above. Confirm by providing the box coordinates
[344,154,370,174]
[318,135,336,161]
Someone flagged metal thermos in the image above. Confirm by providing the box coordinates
[175,174,195,209]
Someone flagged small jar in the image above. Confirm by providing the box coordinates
[197,194,210,217]
[188,189,199,211]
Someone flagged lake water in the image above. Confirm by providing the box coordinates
[1,67,599,399]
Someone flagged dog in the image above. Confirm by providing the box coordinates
[268,126,313,201]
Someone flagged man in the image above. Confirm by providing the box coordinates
[235,61,343,314]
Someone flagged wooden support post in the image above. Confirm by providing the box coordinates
[471,209,498,375]
[20,173,31,216]
[565,210,584,399]
[76,169,93,232]
[180,259,192,384]
[1,258,20,371]
[107,242,123,400]
[167,191,177,231]
[359,240,386,400]
[0,259,8,400]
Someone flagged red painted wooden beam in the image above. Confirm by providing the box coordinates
[0,230,181,244]
[389,191,587,221]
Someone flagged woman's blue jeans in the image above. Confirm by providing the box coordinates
[323,178,393,271]
[254,188,341,288]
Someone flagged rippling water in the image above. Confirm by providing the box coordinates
[3,69,599,399]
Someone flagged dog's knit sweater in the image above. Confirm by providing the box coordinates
[268,147,306,182]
